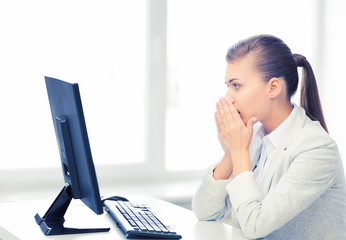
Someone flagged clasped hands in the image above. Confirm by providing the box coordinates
[214,97,258,177]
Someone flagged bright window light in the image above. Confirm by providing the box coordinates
[323,1,346,165]
[0,1,146,169]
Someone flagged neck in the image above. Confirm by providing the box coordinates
[261,101,293,134]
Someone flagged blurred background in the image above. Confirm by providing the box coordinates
[0,0,345,210]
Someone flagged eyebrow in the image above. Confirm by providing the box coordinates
[226,78,240,84]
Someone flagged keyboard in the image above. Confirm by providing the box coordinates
[103,199,182,239]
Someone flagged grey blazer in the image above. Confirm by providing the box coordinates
[192,105,346,239]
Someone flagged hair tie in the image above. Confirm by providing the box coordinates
[294,54,306,67]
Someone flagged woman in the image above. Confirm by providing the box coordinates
[192,35,346,239]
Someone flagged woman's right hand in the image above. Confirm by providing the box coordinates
[213,110,233,180]
[215,110,230,156]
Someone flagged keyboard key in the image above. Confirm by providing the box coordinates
[128,220,137,227]
[153,219,162,226]
[166,226,176,234]
[161,228,169,233]
[143,223,155,232]
[142,214,155,225]
[151,224,162,232]
[115,205,126,214]
[134,221,147,231]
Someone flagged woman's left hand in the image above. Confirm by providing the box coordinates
[215,97,257,156]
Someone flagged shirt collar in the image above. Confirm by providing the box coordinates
[254,104,297,149]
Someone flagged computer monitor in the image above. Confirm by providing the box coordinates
[34,76,110,235]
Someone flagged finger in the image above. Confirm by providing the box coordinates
[215,107,228,132]
[216,100,227,128]
[215,109,224,131]
[214,111,221,131]
[218,97,234,126]
[215,111,224,140]
[215,111,229,153]
[225,97,243,125]
[215,111,220,127]
[246,117,258,136]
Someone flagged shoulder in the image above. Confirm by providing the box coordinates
[285,107,341,180]
[293,120,339,170]
[289,104,337,151]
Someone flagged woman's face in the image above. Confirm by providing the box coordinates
[225,53,270,125]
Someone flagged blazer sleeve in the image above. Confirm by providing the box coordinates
[192,163,233,221]
[226,137,339,239]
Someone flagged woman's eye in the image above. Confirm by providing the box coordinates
[232,83,240,89]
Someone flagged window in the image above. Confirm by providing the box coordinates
[166,0,315,171]
[1,0,345,179]
[0,1,146,169]
[323,0,346,166]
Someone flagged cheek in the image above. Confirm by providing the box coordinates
[235,88,266,121]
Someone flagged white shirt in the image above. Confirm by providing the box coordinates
[231,104,296,192]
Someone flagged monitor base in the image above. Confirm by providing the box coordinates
[34,184,110,235]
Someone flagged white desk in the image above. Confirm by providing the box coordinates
[0,194,233,240]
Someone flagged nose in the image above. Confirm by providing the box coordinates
[225,88,234,102]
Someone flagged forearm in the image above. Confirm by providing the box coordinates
[231,150,251,178]
[192,185,231,221]
[213,154,233,180]
[192,163,232,221]
[213,150,251,180]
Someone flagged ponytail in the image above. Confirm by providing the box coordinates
[294,54,328,132]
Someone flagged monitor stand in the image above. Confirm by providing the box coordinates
[34,184,110,235]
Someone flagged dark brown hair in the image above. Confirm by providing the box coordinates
[226,34,328,132]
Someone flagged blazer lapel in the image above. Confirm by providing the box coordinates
[259,104,307,195]
[249,123,263,171]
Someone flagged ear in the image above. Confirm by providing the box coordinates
[267,77,282,99]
